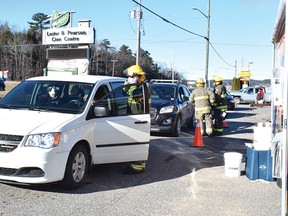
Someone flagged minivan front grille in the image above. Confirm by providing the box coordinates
[0,167,18,176]
[0,134,24,152]
[0,134,23,142]
[0,144,18,152]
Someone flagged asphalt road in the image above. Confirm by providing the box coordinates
[0,104,281,216]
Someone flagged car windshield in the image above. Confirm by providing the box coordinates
[0,80,94,114]
[151,85,176,100]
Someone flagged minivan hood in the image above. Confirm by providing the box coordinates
[0,109,76,135]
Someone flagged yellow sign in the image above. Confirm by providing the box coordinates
[239,71,252,77]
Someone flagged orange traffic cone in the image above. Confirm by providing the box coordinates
[191,119,204,147]
[223,120,228,128]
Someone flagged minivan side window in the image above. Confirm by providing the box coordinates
[92,83,145,118]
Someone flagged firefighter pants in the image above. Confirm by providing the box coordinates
[196,112,213,135]
[213,109,223,133]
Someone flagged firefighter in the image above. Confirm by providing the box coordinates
[123,65,148,174]
[213,75,228,134]
[189,77,215,136]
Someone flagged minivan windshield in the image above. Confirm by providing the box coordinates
[0,80,94,114]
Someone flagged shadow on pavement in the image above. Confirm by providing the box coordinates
[18,133,250,194]
[6,106,261,194]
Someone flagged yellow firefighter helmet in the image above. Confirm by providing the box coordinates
[196,77,205,87]
[125,65,146,77]
[213,75,223,82]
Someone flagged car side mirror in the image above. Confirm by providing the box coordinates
[183,96,189,101]
[94,105,109,117]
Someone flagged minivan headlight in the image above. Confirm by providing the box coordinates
[159,105,175,114]
[24,133,61,149]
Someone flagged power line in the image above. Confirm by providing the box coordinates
[143,39,272,47]
[131,0,206,40]
[209,42,235,67]
[131,0,237,69]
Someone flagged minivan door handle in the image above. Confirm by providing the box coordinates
[134,120,148,124]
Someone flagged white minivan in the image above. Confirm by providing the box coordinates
[0,75,151,189]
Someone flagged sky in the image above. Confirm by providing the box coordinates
[0,0,280,81]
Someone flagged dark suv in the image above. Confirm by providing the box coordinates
[150,80,195,137]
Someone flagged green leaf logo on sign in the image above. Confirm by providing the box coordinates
[51,10,70,27]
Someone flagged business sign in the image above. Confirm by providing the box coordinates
[239,77,250,81]
[42,27,95,45]
[51,10,70,27]
[239,71,252,77]
[0,70,8,79]
[47,59,89,76]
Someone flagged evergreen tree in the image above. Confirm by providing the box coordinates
[27,13,50,43]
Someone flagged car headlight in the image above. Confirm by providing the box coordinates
[159,105,176,114]
[24,133,61,149]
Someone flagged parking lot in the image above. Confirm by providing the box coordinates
[0,104,281,216]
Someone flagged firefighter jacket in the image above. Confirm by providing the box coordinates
[189,87,215,114]
[214,84,228,111]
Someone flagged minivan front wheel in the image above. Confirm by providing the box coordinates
[61,145,89,189]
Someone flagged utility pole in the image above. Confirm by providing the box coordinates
[192,0,210,87]
[111,59,118,77]
[234,60,237,78]
[136,0,142,65]
[205,0,211,87]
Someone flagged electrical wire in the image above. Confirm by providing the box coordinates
[131,0,206,40]
[131,0,237,68]
[209,42,235,67]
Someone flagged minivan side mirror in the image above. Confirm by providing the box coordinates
[94,105,109,117]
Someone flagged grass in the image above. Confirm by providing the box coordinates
[0,82,19,98]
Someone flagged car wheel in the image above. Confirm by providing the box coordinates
[61,145,89,189]
[234,97,240,104]
[188,115,196,129]
[172,116,181,137]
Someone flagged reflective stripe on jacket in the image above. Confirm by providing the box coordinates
[195,106,211,113]
[215,105,228,111]
[189,87,215,114]
[214,84,227,110]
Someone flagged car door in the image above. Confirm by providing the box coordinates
[90,82,150,164]
[241,87,254,103]
[179,85,193,123]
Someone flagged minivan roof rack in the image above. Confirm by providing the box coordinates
[150,79,182,84]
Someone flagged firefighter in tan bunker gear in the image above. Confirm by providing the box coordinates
[123,65,147,174]
[189,77,215,136]
[213,75,228,134]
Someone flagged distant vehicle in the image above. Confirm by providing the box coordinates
[0,79,5,91]
[226,91,235,110]
[150,80,195,137]
[229,86,271,104]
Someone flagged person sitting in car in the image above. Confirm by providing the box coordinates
[46,86,61,106]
